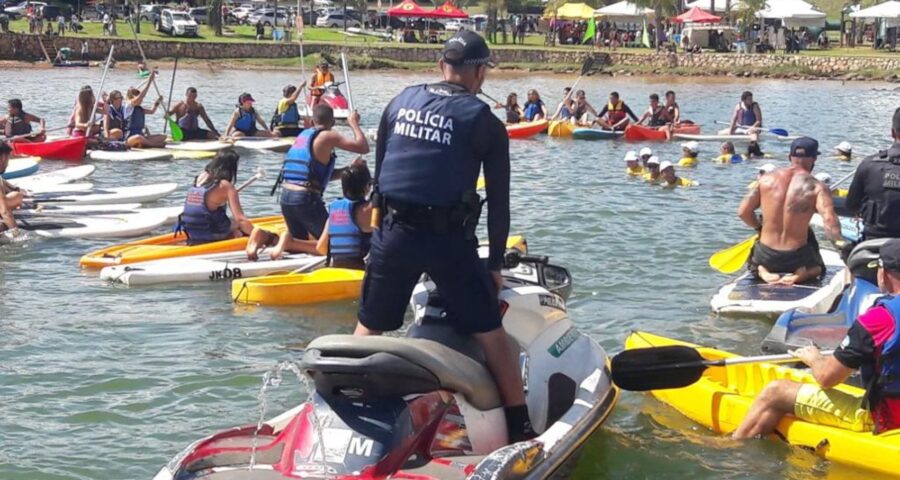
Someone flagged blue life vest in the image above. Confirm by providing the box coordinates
[281,127,336,192]
[281,103,300,125]
[728,154,743,164]
[739,102,758,127]
[861,296,900,401]
[126,106,146,137]
[523,100,544,122]
[108,104,126,132]
[327,198,370,268]
[234,108,256,133]
[178,181,232,245]
[559,106,572,120]
[379,83,486,207]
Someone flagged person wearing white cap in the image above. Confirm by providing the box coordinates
[659,160,696,188]
[624,150,643,176]
[815,172,849,198]
[835,141,853,161]
[643,156,661,183]
[747,162,777,190]
[639,147,653,167]
[678,141,700,167]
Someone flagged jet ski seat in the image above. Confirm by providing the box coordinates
[302,335,502,411]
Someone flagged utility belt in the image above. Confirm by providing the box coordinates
[380,192,482,239]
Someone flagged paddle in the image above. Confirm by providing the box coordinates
[714,121,788,137]
[340,52,355,112]
[165,57,181,139]
[237,166,267,192]
[478,90,502,105]
[611,344,834,392]
[549,56,595,121]
[149,75,183,141]
[85,46,116,134]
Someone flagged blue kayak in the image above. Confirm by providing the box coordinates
[1,157,40,180]
[571,128,623,140]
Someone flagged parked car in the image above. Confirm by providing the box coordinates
[38,3,58,20]
[229,5,253,23]
[140,4,164,24]
[315,12,361,28]
[445,18,474,31]
[157,8,198,37]
[3,1,46,19]
[188,7,208,24]
[248,7,287,26]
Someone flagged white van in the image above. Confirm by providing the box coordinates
[157,9,198,37]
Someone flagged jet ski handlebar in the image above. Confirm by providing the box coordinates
[504,249,549,269]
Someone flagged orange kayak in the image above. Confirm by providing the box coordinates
[506,120,549,139]
[624,123,701,142]
[80,215,285,269]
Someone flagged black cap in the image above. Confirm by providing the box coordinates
[790,136,820,158]
[870,239,900,271]
[442,30,495,68]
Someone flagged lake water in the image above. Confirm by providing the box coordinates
[1,66,897,479]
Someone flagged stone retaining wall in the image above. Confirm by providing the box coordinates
[2,32,899,78]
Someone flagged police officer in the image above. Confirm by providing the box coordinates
[846,107,900,241]
[355,30,534,443]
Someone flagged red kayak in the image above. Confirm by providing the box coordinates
[506,119,549,139]
[12,137,87,162]
[624,123,701,142]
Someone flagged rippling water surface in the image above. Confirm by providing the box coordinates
[1,67,897,479]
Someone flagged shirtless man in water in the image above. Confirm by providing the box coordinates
[737,137,846,285]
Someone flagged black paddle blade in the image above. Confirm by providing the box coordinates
[611,345,708,392]
[580,56,595,76]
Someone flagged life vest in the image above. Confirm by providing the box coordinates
[311,70,335,95]
[280,102,300,125]
[626,166,644,176]
[715,154,743,164]
[177,181,232,245]
[607,100,627,125]
[378,83,485,207]
[234,108,256,134]
[678,157,698,167]
[126,106,146,137]
[281,127,335,193]
[178,105,200,130]
[648,106,666,127]
[8,112,31,136]
[107,104,126,132]
[861,295,900,433]
[558,105,573,120]
[739,102,758,127]
[523,100,544,122]
[327,198,370,268]
[505,105,521,124]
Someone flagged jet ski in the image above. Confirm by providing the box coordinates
[760,239,887,354]
[154,250,618,480]
[309,82,350,122]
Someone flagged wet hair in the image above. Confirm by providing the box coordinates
[0,140,11,155]
[506,93,518,107]
[203,150,240,186]
[665,90,675,97]
[610,91,619,99]
[741,91,753,101]
[722,141,735,154]
[747,141,764,157]
[893,107,900,134]
[649,93,659,101]
[186,87,197,94]
[8,99,22,110]
[313,104,334,126]
[283,85,296,98]
[341,161,372,202]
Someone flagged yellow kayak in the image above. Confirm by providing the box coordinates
[232,267,364,306]
[80,215,285,269]
[625,331,900,477]
[548,120,573,138]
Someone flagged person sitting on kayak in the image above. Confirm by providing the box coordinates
[522,89,547,122]
[659,161,696,188]
[551,87,574,121]
[271,82,308,138]
[122,80,167,149]
[835,141,853,161]
[637,93,666,127]
[3,99,45,143]
[639,147,653,168]
[177,150,253,246]
[0,141,25,239]
[571,90,598,127]
[734,238,900,438]
[661,90,681,126]
[594,92,638,131]
[494,93,523,124]
[309,61,335,107]
[678,141,700,167]
[624,151,643,177]
[727,90,763,137]
[169,87,220,141]
[643,156,661,184]
[714,141,743,164]
[224,93,274,138]
[737,137,847,285]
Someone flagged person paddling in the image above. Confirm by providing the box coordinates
[176,150,253,245]
[103,90,127,140]
[224,93,274,138]
[272,83,309,138]
[571,90,598,126]
[70,85,104,139]
[737,137,847,285]
[169,87,220,141]
[734,239,900,438]
[122,80,167,148]
[727,91,763,137]
[3,99,45,143]
[551,87,573,121]
[594,91,638,131]
[494,93,523,124]
[636,93,666,128]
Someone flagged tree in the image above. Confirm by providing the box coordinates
[208,0,223,36]
[631,0,681,52]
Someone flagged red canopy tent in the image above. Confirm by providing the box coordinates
[388,0,435,17]
[430,1,469,19]
[673,6,721,23]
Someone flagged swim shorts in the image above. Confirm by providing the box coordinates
[794,383,873,432]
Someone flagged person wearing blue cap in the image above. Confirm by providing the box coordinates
[846,107,900,241]
[356,30,534,443]
[738,136,848,285]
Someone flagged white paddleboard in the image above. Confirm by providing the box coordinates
[87,150,174,162]
[100,251,325,286]
[141,206,183,224]
[165,141,233,152]
[674,133,753,142]
[31,183,178,205]
[11,165,96,189]
[26,183,95,194]
[21,203,143,214]
[232,137,292,152]
[17,212,169,239]
[2,157,40,179]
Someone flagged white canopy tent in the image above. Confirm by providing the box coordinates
[594,1,654,24]
[684,0,746,14]
[757,0,826,29]
[850,1,900,27]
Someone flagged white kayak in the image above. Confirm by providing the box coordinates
[87,150,174,162]
[16,212,169,239]
[709,248,847,317]
[2,157,40,180]
[30,183,178,205]
[11,165,96,189]
[165,141,233,152]
[232,137,292,152]
[100,251,325,286]
[675,133,754,142]
[26,182,94,194]
[18,203,181,224]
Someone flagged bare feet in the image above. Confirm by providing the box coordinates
[758,266,781,284]
[777,274,799,286]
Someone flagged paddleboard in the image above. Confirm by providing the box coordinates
[232,137,292,152]
[572,128,624,140]
[30,183,178,205]
[709,248,846,317]
[143,148,215,160]
[21,203,143,214]
[674,133,753,142]
[165,141,233,152]
[87,150,174,162]
[16,212,169,239]
[11,165,96,189]
[100,252,325,286]
[27,183,95,194]
[2,157,40,180]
